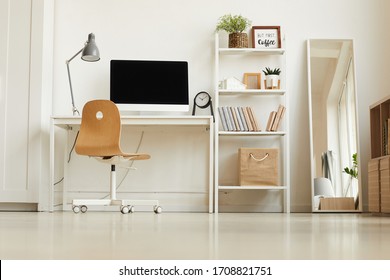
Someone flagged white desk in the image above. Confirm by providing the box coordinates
[49,115,214,213]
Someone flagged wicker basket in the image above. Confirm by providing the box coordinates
[229,33,248,48]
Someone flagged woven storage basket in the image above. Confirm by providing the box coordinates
[238,148,279,186]
[229,33,248,48]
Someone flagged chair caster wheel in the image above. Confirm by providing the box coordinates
[121,205,134,214]
[154,206,162,214]
[73,205,87,213]
[80,205,88,213]
[72,205,80,214]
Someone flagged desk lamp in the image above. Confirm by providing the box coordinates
[66,33,100,115]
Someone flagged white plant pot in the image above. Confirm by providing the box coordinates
[266,75,280,89]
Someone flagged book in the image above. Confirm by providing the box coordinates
[234,107,245,131]
[388,118,390,155]
[229,107,238,131]
[243,107,254,131]
[218,106,262,132]
[271,104,286,131]
[248,107,261,131]
[218,107,228,131]
[384,120,388,155]
[223,107,234,131]
[239,107,249,131]
[266,111,277,131]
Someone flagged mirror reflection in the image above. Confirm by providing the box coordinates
[307,39,361,212]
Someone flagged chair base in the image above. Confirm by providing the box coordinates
[72,199,161,214]
[72,164,161,214]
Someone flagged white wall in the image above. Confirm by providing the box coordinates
[50,0,390,211]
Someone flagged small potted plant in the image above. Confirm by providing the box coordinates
[262,67,281,89]
[343,153,358,197]
[216,14,251,48]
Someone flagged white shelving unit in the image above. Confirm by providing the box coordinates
[214,33,290,213]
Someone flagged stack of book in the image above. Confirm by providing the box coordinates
[218,107,261,131]
[266,105,286,132]
[382,118,390,155]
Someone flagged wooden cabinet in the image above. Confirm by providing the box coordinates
[380,157,390,213]
[368,96,390,213]
[370,97,390,158]
[368,159,380,212]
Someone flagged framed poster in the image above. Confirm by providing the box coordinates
[252,26,281,49]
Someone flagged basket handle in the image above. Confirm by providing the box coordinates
[249,153,269,162]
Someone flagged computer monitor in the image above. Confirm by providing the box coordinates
[110,60,189,112]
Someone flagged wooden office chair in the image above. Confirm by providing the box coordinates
[72,99,161,214]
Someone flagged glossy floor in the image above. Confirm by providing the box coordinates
[1,212,390,259]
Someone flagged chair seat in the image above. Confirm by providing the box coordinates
[95,154,150,168]
[100,153,150,160]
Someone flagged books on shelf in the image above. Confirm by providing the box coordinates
[382,118,390,155]
[218,106,261,132]
[218,104,285,132]
[388,119,390,155]
[266,104,286,132]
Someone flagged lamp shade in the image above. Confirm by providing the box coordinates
[81,33,100,62]
[314,177,335,197]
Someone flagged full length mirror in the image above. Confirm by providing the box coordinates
[307,39,362,212]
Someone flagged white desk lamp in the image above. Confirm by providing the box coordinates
[66,33,100,115]
[313,177,335,210]
[314,177,335,197]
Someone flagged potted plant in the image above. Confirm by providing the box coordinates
[343,153,358,197]
[262,67,281,89]
[216,14,251,48]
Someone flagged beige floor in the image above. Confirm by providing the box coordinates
[0,212,389,260]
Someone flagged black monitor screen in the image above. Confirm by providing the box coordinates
[110,60,189,110]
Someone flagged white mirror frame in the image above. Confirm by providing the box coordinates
[307,39,362,212]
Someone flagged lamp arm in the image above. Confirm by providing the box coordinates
[65,47,84,116]
[66,62,79,116]
[66,47,84,64]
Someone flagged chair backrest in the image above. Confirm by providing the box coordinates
[75,100,123,157]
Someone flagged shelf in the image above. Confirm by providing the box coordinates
[218,131,285,136]
[218,89,285,96]
[219,48,285,55]
[219,185,287,190]
[214,33,289,213]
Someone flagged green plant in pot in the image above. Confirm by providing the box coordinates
[262,67,281,89]
[343,153,358,179]
[216,14,251,48]
[343,153,358,197]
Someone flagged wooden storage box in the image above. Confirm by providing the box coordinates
[380,157,390,213]
[238,148,278,186]
[319,197,355,211]
[368,159,380,213]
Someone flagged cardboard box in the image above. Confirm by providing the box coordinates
[319,197,355,210]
